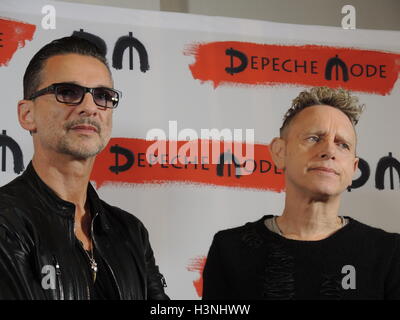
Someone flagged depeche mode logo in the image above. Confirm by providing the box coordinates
[225,48,387,82]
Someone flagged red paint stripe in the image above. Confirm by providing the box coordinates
[185,41,400,95]
[187,256,207,298]
[0,18,36,66]
[91,137,285,192]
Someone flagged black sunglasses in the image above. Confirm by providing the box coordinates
[28,82,122,109]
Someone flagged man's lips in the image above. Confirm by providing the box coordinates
[308,167,339,175]
[70,125,98,133]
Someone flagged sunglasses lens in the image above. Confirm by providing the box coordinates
[55,84,84,104]
[93,88,119,108]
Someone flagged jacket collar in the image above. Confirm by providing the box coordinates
[87,181,111,232]
[22,161,110,232]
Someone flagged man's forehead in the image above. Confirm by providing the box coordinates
[41,54,113,87]
[288,105,357,139]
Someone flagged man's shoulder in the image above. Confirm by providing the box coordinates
[0,176,34,246]
[99,199,146,231]
[347,217,400,246]
[0,175,29,218]
[212,215,268,246]
[0,174,26,201]
[349,217,399,236]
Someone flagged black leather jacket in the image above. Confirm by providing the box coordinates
[0,162,169,300]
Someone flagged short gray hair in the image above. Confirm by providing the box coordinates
[280,86,365,137]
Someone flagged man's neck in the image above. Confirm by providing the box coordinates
[32,151,96,251]
[31,152,94,209]
[277,187,343,241]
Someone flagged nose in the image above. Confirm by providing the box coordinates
[75,92,98,117]
[318,139,336,160]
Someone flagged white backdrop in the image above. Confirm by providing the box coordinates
[0,0,399,299]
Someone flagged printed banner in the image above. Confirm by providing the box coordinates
[187,41,400,95]
[0,0,399,299]
[91,138,285,192]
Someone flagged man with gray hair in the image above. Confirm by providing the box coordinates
[203,86,400,300]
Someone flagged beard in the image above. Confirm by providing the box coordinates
[56,118,108,160]
[57,135,105,160]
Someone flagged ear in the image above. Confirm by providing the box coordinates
[270,137,286,170]
[353,156,359,174]
[18,99,37,133]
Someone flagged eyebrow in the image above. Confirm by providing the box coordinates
[303,130,354,146]
[61,81,113,89]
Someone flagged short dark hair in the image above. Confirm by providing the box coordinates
[280,86,364,137]
[23,36,111,99]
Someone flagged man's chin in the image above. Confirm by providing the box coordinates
[308,187,343,202]
[66,151,99,160]
[58,144,105,160]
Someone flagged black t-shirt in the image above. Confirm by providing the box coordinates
[203,215,400,300]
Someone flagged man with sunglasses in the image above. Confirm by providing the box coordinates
[0,36,169,300]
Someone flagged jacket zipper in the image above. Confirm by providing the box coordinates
[75,240,92,300]
[72,217,91,300]
[91,212,122,299]
[52,255,64,300]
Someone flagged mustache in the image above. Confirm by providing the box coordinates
[65,119,101,133]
